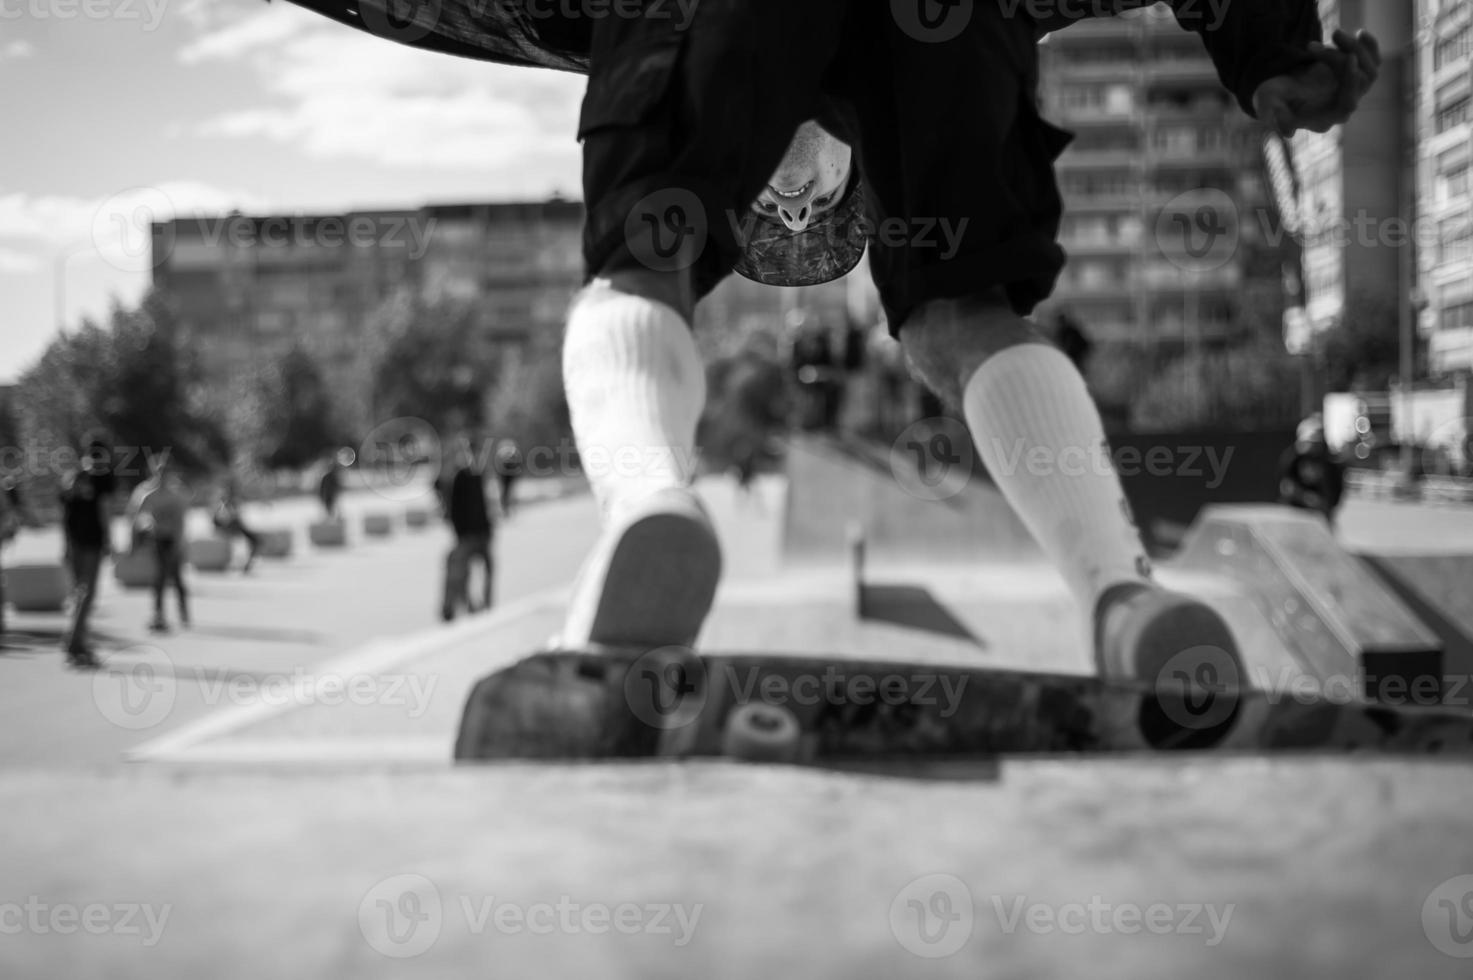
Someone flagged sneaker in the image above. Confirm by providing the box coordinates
[65,650,101,670]
[1094,584,1243,748]
[148,617,169,634]
[558,487,722,650]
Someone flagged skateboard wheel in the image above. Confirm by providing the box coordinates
[721,703,801,763]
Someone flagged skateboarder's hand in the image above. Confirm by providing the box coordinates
[1253,29,1381,138]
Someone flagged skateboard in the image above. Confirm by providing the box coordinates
[454,647,1473,766]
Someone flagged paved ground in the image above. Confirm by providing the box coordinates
[3,473,1473,976]
[0,478,597,767]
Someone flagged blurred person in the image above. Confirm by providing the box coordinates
[1052,309,1093,374]
[0,475,24,644]
[291,1,1381,687]
[1279,415,1346,526]
[438,436,495,622]
[58,440,115,667]
[212,476,261,574]
[494,439,525,519]
[128,457,191,633]
[318,454,343,520]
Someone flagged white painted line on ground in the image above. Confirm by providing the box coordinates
[142,737,454,765]
[129,585,567,763]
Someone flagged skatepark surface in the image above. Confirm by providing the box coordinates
[3,446,1473,977]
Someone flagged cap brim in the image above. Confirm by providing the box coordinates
[732,175,867,288]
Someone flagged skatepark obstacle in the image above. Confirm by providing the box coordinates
[3,563,69,612]
[309,519,347,548]
[187,537,233,572]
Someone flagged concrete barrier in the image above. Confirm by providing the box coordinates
[405,508,431,529]
[114,551,157,589]
[257,528,293,559]
[363,514,394,538]
[4,563,69,612]
[309,520,347,548]
[1176,504,1442,703]
[187,537,233,572]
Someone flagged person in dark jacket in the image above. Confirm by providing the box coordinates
[438,436,495,622]
[1279,415,1346,525]
[58,439,115,667]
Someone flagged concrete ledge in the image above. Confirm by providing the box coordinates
[114,551,156,589]
[309,520,347,548]
[3,563,69,612]
[187,537,233,572]
[363,514,394,538]
[257,528,293,559]
[1177,504,1442,701]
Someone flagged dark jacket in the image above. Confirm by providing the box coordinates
[1278,444,1345,515]
[280,0,1320,118]
[441,467,493,538]
[60,469,115,550]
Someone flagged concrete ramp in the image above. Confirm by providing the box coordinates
[782,434,1037,564]
[1176,505,1442,702]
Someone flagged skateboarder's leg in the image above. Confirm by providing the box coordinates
[559,1,845,649]
[841,5,1236,682]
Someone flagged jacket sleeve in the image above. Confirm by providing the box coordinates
[1164,0,1323,117]
[1034,1,1323,118]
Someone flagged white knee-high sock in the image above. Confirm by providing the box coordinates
[562,286,706,521]
[961,344,1151,611]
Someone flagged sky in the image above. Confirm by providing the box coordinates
[0,0,588,382]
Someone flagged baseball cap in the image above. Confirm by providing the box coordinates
[732,171,868,287]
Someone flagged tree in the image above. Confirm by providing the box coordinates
[235,345,349,472]
[13,289,228,489]
[365,295,507,437]
[1130,337,1302,432]
[1314,289,1401,392]
[485,340,571,464]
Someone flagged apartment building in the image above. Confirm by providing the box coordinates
[1417,0,1473,375]
[150,199,586,393]
[1036,4,1284,348]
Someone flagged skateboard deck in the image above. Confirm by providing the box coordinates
[454,648,1473,765]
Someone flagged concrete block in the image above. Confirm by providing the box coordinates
[1176,505,1442,703]
[309,520,347,548]
[363,514,394,538]
[256,528,293,559]
[187,537,233,572]
[3,563,69,612]
[404,508,431,529]
[114,551,157,589]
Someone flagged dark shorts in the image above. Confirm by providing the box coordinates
[579,0,1072,334]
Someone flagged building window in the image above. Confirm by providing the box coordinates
[1437,93,1471,133]
[1435,22,1471,72]
[1442,302,1473,333]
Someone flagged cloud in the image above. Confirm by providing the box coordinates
[0,247,40,274]
[0,40,36,62]
[185,4,584,188]
[0,182,269,262]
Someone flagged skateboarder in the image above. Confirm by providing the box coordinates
[287,1,1380,689]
